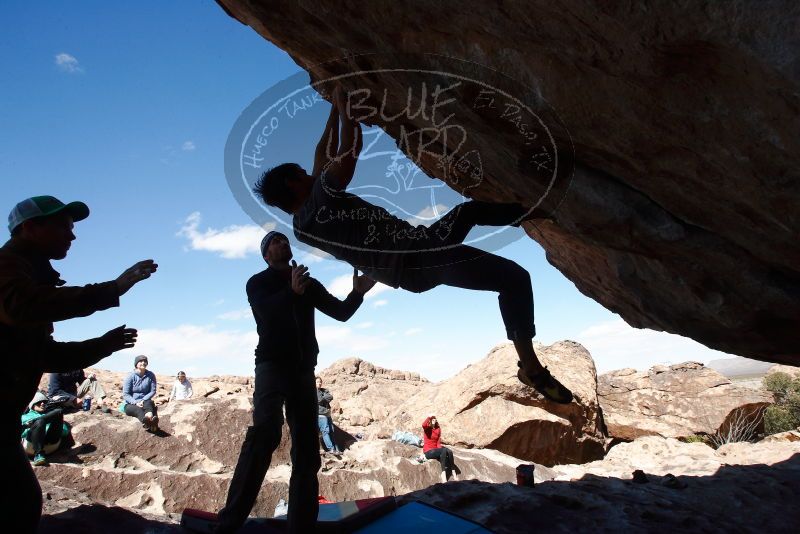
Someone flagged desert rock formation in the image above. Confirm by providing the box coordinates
[317,357,429,431]
[33,350,800,533]
[403,437,800,533]
[598,362,772,440]
[34,396,526,519]
[35,358,539,519]
[378,342,607,465]
[319,343,608,465]
[38,426,800,533]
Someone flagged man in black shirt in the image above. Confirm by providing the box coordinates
[216,231,375,534]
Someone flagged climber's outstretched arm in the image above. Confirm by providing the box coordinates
[312,99,339,177]
[324,85,362,191]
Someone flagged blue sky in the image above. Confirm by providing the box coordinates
[1,2,736,381]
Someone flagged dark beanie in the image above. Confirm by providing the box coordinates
[260,231,287,259]
[134,355,148,367]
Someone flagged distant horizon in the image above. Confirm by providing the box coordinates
[74,346,778,384]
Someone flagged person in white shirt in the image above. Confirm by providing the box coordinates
[169,371,193,401]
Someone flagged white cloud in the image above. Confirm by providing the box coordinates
[316,325,389,353]
[372,299,388,308]
[55,53,83,73]
[181,141,196,151]
[178,212,272,259]
[574,318,736,374]
[115,322,383,378]
[118,324,258,367]
[405,204,450,226]
[217,308,252,321]
[326,274,393,300]
[404,327,423,336]
[356,322,374,329]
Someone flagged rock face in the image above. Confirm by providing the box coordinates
[403,436,800,533]
[33,374,533,520]
[317,358,429,432]
[34,359,800,533]
[216,0,800,365]
[35,395,282,517]
[378,342,607,466]
[598,362,772,440]
[41,341,609,480]
[318,343,607,465]
[763,429,800,443]
[34,345,606,520]
[767,364,800,379]
[319,343,607,466]
[40,433,800,533]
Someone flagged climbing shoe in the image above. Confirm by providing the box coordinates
[33,453,47,466]
[517,362,574,404]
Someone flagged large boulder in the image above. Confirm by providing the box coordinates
[36,362,800,533]
[318,358,430,432]
[40,433,800,533]
[380,342,607,465]
[766,364,800,379]
[216,0,800,365]
[402,436,800,533]
[598,362,772,440]
[35,395,285,516]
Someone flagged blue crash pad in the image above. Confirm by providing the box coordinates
[354,501,493,533]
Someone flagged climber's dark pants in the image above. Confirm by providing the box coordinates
[217,361,320,534]
[399,201,536,340]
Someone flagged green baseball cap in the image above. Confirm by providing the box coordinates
[8,196,90,234]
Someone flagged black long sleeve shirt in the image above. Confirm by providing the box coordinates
[247,266,364,368]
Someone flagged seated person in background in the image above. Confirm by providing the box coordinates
[169,371,193,401]
[48,368,108,412]
[316,376,340,454]
[21,392,66,466]
[422,414,460,483]
[122,355,159,432]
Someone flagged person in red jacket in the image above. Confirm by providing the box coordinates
[422,415,460,483]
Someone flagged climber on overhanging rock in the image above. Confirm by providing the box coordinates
[253,83,573,404]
